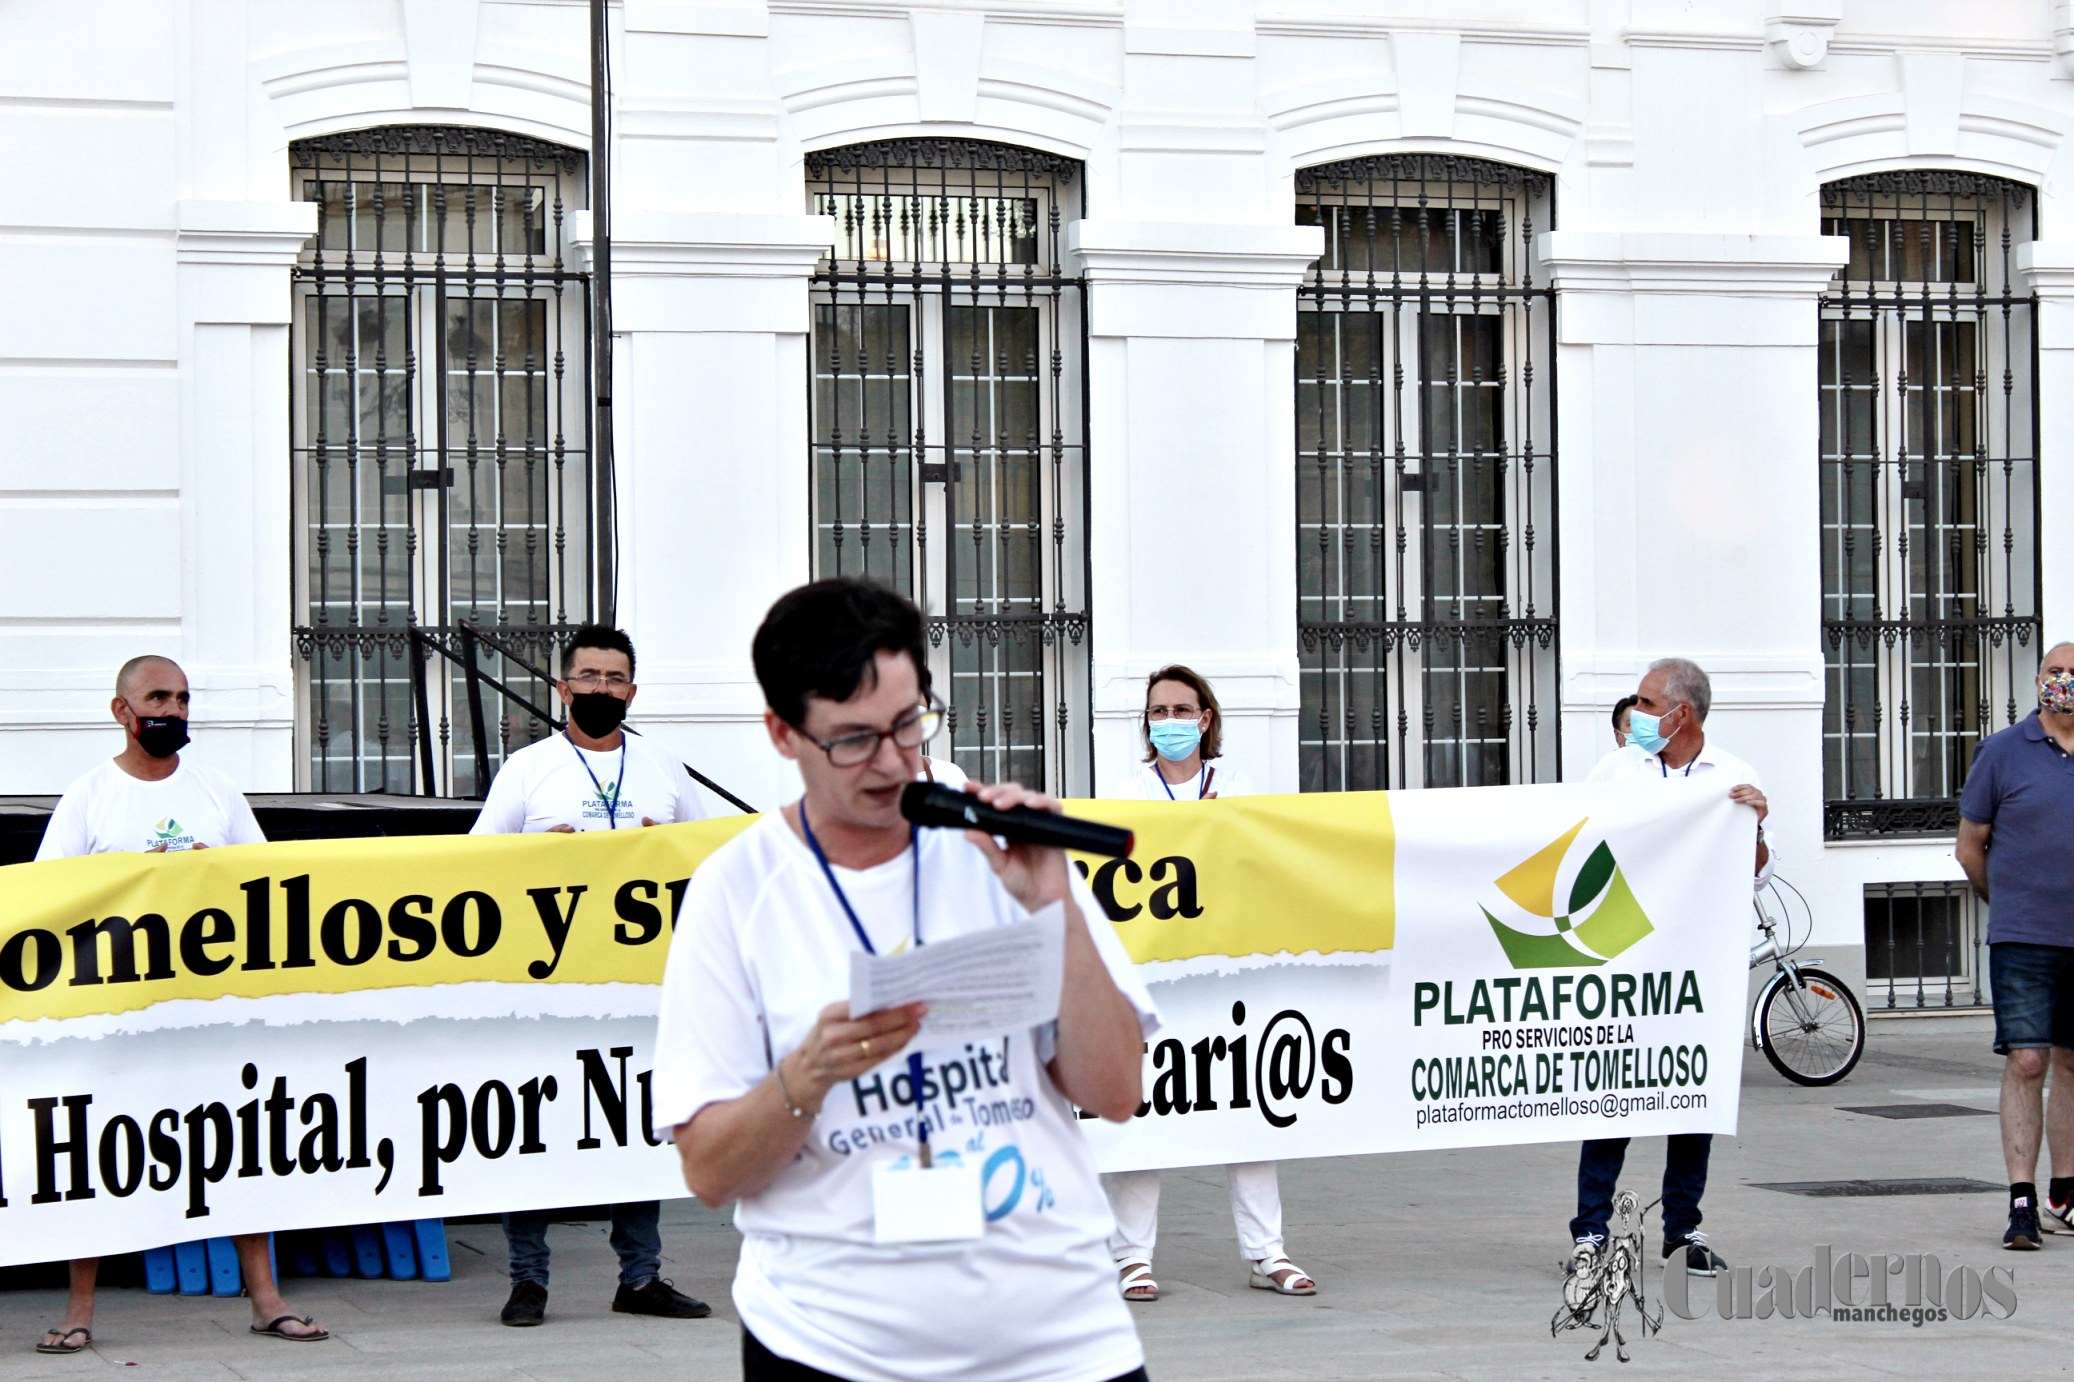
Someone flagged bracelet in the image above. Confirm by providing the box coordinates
[774,1056,812,1121]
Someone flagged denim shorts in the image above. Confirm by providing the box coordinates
[1990,942,2074,1054]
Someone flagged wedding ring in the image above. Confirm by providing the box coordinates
[859,1038,873,1057]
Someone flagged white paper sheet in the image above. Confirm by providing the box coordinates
[847,903,1066,1045]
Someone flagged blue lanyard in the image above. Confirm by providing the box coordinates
[1157,763,1214,800]
[1657,756,1694,779]
[567,733,627,829]
[797,802,931,1156]
[797,803,921,954]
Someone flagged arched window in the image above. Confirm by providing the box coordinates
[806,139,1090,794]
[1294,155,1557,791]
[288,126,592,796]
[1818,172,2040,838]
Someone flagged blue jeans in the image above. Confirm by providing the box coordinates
[1570,1135,1711,1245]
[502,1201,662,1288]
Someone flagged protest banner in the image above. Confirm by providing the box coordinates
[0,778,1752,1265]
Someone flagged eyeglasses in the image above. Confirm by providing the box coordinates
[565,672,633,690]
[1146,704,1202,722]
[799,697,945,768]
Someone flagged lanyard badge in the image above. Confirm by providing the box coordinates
[567,734,627,829]
[799,802,982,1243]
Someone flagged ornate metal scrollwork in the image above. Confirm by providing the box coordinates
[806,138,1080,183]
[1297,618,1560,656]
[291,125,584,175]
[1296,154,1552,196]
[1821,171,2032,206]
[1821,617,2039,652]
[925,612,1090,650]
[1824,797,1964,840]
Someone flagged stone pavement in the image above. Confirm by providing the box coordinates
[6,1015,2067,1380]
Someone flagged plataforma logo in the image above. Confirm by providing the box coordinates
[1482,818,1654,968]
[153,818,183,842]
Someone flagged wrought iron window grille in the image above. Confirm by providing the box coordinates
[1818,172,2041,839]
[1864,880,1988,1010]
[288,125,593,797]
[1295,154,1559,792]
[807,138,1092,794]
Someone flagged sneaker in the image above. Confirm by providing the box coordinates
[1662,1230,1727,1277]
[2006,1200,2043,1251]
[1563,1235,1605,1308]
[613,1276,712,1319]
[2042,1197,2074,1234]
[500,1280,547,1327]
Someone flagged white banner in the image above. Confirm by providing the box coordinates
[0,778,1754,1265]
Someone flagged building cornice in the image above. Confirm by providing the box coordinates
[567,211,835,277]
[1067,220,1323,289]
[1541,232,1847,297]
[174,201,318,268]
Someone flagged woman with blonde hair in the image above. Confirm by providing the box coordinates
[1101,664,1316,1303]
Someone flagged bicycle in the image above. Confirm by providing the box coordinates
[1748,876,1865,1086]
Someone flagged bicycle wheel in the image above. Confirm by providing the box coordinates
[1756,966,1865,1086]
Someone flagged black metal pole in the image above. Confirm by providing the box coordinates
[590,0,617,625]
[408,626,438,795]
[459,623,493,797]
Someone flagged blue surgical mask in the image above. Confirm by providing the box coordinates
[1148,718,1203,762]
[1627,708,1672,756]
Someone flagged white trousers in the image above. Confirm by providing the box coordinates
[1102,1163,1285,1264]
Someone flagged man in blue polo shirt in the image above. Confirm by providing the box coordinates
[1957,640,2074,1251]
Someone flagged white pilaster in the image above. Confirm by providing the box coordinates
[174,198,317,791]
[570,209,834,812]
[1543,229,1848,936]
[1070,219,1323,795]
[2020,242,2074,646]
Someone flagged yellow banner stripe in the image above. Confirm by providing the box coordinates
[0,794,1396,1023]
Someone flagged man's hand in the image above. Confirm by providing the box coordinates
[1956,819,1992,902]
[961,781,1071,913]
[641,816,659,827]
[1729,784,1768,825]
[547,823,577,834]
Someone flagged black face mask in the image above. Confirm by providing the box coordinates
[569,692,627,739]
[134,716,190,760]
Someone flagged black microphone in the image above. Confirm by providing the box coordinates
[900,781,1134,859]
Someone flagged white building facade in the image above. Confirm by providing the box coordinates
[6,0,2072,1002]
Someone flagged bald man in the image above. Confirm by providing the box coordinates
[32,657,324,1353]
[35,656,264,860]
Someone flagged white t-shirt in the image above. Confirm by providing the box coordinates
[1585,739,1774,887]
[469,729,705,834]
[1110,758,1255,802]
[36,757,266,860]
[651,812,1158,1382]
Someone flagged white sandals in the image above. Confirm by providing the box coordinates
[1117,1258,1159,1302]
[1248,1256,1318,1295]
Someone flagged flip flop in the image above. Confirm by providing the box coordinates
[35,1327,91,1355]
[1117,1259,1158,1303]
[250,1315,329,1342]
